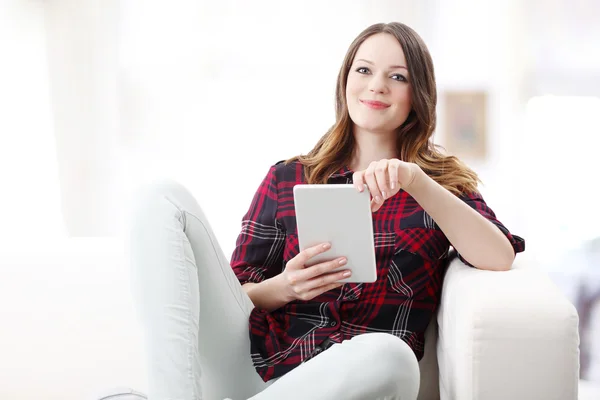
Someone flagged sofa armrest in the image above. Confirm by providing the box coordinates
[436,256,580,400]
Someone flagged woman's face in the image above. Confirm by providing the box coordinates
[346,33,413,135]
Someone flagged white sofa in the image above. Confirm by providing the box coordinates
[416,255,580,400]
[0,236,580,400]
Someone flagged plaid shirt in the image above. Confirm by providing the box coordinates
[230,160,525,382]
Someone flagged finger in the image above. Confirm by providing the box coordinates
[388,160,399,191]
[288,242,331,270]
[370,197,382,213]
[297,256,347,281]
[375,160,390,200]
[300,269,351,293]
[353,171,365,192]
[364,164,382,205]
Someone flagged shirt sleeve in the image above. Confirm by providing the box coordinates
[456,191,525,267]
[230,165,286,285]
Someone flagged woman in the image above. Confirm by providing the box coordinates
[129,22,525,400]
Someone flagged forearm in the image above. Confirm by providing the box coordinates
[243,275,290,312]
[405,167,515,271]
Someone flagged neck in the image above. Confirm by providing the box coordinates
[348,127,398,171]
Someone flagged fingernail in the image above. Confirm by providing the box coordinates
[343,271,352,277]
[323,243,331,249]
[375,196,381,203]
[391,182,395,190]
[382,191,386,199]
[339,258,347,265]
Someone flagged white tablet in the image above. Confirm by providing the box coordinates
[293,184,377,283]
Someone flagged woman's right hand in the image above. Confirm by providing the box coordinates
[278,242,351,302]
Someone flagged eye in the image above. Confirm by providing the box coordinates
[356,67,370,74]
[392,74,407,82]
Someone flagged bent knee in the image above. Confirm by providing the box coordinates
[129,178,208,232]
[133,179,205,216]
[355,333,416,360]
[133,179,190,207]
[353,333,420,395]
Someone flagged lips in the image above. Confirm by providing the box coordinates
[360,100,390,109]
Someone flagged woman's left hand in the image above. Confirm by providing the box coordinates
[352,159,419,212]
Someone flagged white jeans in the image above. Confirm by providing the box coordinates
[129,179,420,400]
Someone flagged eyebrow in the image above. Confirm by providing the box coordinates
[355,58,407,70]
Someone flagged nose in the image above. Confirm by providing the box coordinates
[368,73,388,94]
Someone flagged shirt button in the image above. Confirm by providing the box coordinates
[330,321,337,327]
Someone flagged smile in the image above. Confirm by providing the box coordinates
[360,100,391,110]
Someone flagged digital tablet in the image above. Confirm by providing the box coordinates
[293,184,377,283]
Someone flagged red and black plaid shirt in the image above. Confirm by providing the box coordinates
[230,160,525,382]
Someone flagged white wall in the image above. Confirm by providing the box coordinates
[44,0,124,237]
[0,1,64,244]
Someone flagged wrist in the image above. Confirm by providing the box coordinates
[267,273,294,304]
[403,164,426,195]
[244,275,291,312]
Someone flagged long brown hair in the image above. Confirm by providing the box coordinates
[285,22,480,195]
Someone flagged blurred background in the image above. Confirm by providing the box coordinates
[0,0,599,398]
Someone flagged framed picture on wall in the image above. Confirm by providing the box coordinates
[442,91,488,160]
